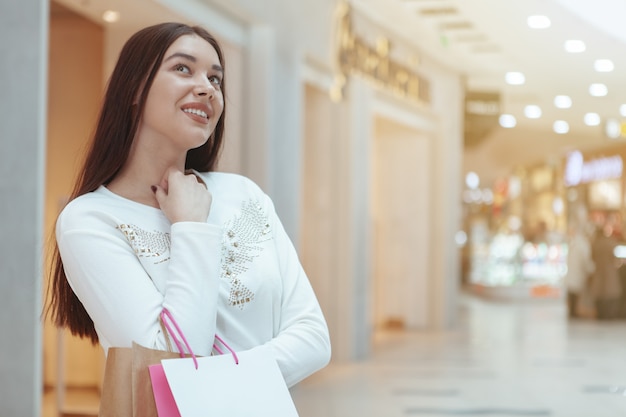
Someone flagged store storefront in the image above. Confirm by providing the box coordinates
[3,0,465,413]
[564,148,624,236]
[465,143,626,302]
[465,163,567,300]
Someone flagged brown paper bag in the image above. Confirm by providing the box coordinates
[98,343,182,417]
[99,346,133,417]
[132,343,182,417]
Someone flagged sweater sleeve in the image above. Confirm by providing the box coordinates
[259,195,331,387]
[56,205,222,356]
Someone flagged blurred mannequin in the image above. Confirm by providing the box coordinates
[590,224,621,320]
[564,223,594,318]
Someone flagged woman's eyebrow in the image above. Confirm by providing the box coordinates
[164,52,223,73]
[165,52,196,62]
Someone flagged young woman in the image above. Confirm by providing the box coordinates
[46,22,330,388]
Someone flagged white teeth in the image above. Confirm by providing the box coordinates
[183,108,208,118]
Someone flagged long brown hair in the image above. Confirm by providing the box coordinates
[45,22,227,344]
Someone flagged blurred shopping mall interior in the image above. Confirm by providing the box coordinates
[4,0,626,416]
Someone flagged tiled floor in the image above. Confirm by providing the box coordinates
[43,293,626,417]
[292,293,626,417]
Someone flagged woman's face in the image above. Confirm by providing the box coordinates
[140,34,224,153]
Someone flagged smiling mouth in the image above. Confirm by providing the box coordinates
[183,108,208,119]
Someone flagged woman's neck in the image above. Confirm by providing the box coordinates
[107,153,185,208]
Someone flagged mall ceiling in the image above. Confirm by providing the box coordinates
[53,0,626,185]
[368,0,626,184]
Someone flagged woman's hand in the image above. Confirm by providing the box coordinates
[152,167,212,223]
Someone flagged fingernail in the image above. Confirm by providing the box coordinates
[151,185,157,193]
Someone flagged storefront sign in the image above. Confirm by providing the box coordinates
[331,2,430,105]
[464,91,500,148]
[564,150,623,186]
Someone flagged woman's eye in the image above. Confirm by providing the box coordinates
[208,75,222,86]
[174,64,190,74]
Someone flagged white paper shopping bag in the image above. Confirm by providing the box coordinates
[160,345,299,417]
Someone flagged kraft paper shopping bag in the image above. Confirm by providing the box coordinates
[98,311,191,417]
[99,346,133,417]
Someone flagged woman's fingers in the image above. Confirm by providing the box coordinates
[153,168,212,223]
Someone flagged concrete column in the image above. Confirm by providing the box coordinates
[0,0,48,415]
[428,69,464,329]
[333,78,373,361]
[347,79,373,359]
[268,44,304,243]
[243,25,274,191]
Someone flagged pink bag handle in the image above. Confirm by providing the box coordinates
[160,308,199,369]
[213,334,239,365]
[160,308,239,367]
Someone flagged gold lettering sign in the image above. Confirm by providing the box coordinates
[331,2,430,105]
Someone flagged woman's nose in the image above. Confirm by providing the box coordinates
[193,77,215,97]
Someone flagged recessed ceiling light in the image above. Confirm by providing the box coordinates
[553,120,569,134]
[584,112,601,126]
[594,59,614,72]
[605,118,621,139]
[527,15,551,29]
[102,10,120,23]
[589,83,608,97]
[499,114,516,128]
[465,172,480,189]
[554,95,572,109]
[620,104,626,117]
[564,40,585,53]
[505,72,525,85]
[553,197,564,215]
[524,105,542,119]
